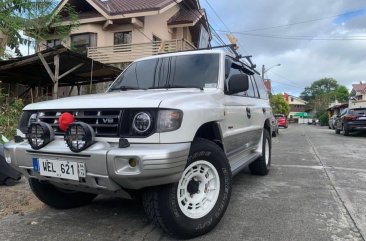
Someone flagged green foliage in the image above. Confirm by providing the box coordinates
[270,94,290,116]
[0,94,24,142]
[300,78,349,115]
[317,111,329,126]
[0,1,79,57]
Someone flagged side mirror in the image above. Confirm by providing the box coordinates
[227,74,249,95]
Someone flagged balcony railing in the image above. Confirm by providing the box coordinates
[87,39,196,64]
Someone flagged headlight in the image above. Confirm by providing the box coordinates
[64,122,95,153]
[27,122,54,150]
[157,110,183,132]
[132,112,152,134]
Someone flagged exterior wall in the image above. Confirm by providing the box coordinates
[290,105,306,113]
[143,5,180,42]
[40,4,181,50]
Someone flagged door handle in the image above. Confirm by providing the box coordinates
[246,107,251,119]
[262,108,266,114]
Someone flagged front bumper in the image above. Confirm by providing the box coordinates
[4,138,190,196]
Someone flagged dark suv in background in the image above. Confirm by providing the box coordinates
[335,108,366,136]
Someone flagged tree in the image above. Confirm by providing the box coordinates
[300,78,349,115]
[300,78,338,101]
[270,94,290,116]
[0,1,78,57]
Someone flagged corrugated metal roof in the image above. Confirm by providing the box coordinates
[352,83,366,92]
[92,0,175,15]
[167,9,203,25]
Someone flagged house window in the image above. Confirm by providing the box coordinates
[71,33,97,55]
[46,39,61,48]
[114,31,132,45]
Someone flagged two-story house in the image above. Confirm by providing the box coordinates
[284,93,308,121]
[349,82,366,108]
[44,0,211,68]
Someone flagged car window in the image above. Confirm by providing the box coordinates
[246,76,259,98]
[110,54,220,90]
[352,109,366,115]
[254,75,269,100]
[225,58,259,98]
[340,109,348,116]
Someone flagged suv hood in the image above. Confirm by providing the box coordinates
[24,89,219,110]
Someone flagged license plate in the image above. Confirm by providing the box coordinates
[34,158,86,181]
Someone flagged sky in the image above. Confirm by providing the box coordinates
[200,0,366,96]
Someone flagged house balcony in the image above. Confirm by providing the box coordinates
[87,39,196,65]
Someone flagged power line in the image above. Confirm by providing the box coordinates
[203,0,249,55]
[235,11,365,33]
[215,30,366,41]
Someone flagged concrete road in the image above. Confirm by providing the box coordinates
[0,125,365,241]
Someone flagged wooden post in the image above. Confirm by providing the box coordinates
[53,54,60,99]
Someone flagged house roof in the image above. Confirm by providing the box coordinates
[167,9,204,26]
[0,46,120,87]
[352,83,366,92]
[88,0,176,15]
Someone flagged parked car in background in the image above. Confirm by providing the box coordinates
[271,115,279,137]
[334,108,366,136]
[275,114,288,128]
[328,115,337,129]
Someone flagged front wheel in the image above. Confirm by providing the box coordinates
[29,179,97,209]
[142,138,232,239]
[249,129,271,175]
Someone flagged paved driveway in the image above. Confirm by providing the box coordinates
[0,125,365,241]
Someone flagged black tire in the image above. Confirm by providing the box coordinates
[284,125,288,129]
[29,179,97,209]
[249,129,271,175]
[335,128,340,134]
[343,125,349,136]
[142,138,232,239]
[272,130,277,137]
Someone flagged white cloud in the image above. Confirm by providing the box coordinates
[202,0,366,96]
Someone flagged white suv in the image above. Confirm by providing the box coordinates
[5,50,273,239]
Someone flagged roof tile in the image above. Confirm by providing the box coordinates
[92,0,175,15]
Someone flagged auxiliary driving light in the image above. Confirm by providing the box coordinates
[27,122,55,150]
[64,122,95,153]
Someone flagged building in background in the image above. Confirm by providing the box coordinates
[42,0,211,68]
[349,81,366,108]
[284,93,308,123]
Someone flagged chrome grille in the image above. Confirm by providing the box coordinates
[38,110,122,137]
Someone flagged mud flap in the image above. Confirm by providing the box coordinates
[0,144,21,186]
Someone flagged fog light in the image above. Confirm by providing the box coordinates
[64,122,95,153]
[27,122,54,150]
[129,158,137,167]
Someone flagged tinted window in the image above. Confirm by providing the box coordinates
[247,76,259,98]
[226,58,258,98]
[109,54,220,90]
[254,75,269,99]
[352,108,366,115]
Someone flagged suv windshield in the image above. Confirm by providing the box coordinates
[109,54,220,91]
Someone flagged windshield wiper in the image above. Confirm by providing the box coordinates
[110,86,146,91]
[148,84,203,90]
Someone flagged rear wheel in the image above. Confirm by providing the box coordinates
[142,138,232,239]
[342,125,349,136]
[29,179,97,209]
[249,129,271,175]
